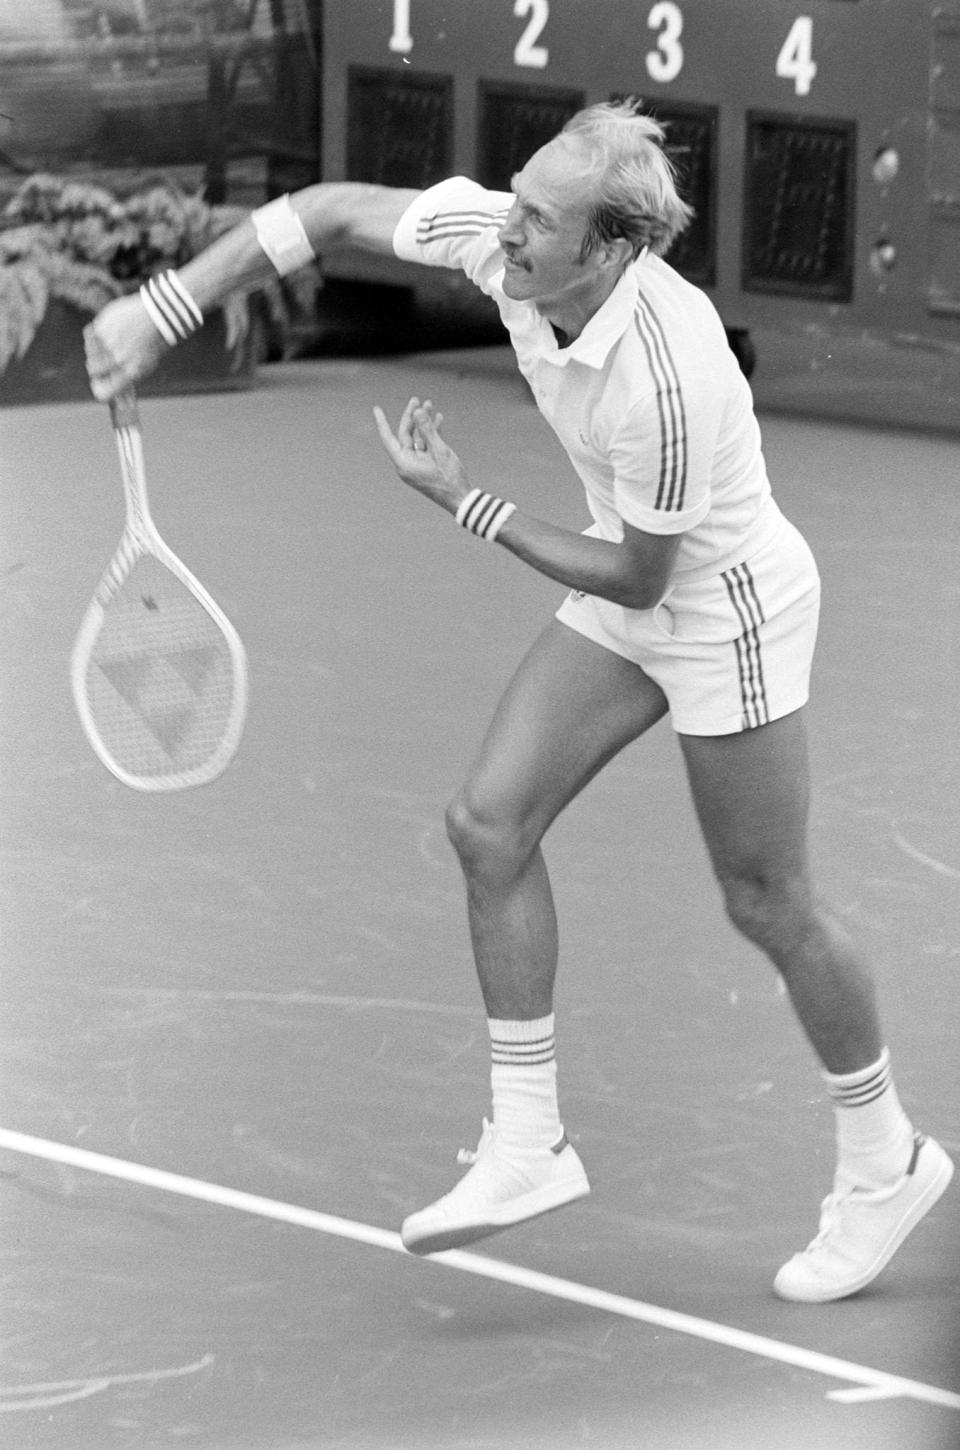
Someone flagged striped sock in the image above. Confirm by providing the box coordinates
[823,1047,915,1189]
[488,1014,562,1152]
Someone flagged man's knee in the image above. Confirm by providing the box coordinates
[445,785,532,879]
[719,867,813,953]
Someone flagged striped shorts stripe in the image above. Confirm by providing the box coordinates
[555,517,821,736]
[722,562,769,729]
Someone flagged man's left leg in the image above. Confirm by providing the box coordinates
[679,709,953,1300]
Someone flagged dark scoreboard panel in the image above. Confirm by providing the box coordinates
[321,1,960,351]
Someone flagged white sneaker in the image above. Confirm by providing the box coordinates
[774,1133,954,1303]
[400,1119,590,1256]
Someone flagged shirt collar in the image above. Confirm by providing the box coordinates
[544,250,647,369]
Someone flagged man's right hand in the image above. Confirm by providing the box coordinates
[84,294,169,401]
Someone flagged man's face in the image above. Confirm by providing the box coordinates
[497,137,604,310]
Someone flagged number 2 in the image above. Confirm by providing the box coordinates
[514,0,549,69]
[776,16,816,96]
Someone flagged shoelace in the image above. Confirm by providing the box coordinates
[802,1175,876,1254]
[803,1191,845,1253]
[798,1146,920,1258]
[457,1117,494,1167]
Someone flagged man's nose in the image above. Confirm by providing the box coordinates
[498,203,524,248]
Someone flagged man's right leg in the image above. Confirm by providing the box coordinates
[679,713,953,1300]
[400,619,668,1254]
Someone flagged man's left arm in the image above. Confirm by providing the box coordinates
[488,511,680,610]
[374,398,681,610]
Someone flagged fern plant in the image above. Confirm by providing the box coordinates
[0,174,320,376]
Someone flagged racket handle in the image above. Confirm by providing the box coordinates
[84,329,137,422]
[109,388,140,431]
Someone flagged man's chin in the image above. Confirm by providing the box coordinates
[502,265,534,299]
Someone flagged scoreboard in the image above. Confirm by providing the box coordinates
[320,0,960,361]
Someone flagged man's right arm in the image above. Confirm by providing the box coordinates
[86,182,421,400]
[182,183,422,313]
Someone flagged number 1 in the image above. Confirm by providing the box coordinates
[390,0,413,54]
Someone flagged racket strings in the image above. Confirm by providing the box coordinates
[83,556,240,778]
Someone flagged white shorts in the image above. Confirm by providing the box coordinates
[554,517,821,736]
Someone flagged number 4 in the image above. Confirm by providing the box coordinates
[777,16,816,97]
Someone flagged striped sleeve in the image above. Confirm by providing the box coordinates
[392,177,512,292]
[609,296,719,536]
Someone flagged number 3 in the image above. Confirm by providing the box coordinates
[646,1,684,84]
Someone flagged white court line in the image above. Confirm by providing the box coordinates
[890,823,960,883]
[1,1127,958,1413]
[0,1355,214,1414]
[96,986,479,1017]
[827,1385,906,1404]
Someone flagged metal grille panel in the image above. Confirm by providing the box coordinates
[744,113,855,301]
[477,82,584,190]
[347,67,452,189]
[646,102,718,286]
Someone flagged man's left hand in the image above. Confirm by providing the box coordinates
[373,397,468,515]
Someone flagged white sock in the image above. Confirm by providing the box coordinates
[488,1013,562,1152]
[823,1047,915,1189]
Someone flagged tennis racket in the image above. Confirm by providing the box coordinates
[71,388,247,791]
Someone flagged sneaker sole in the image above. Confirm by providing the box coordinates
[774,1141,954,1303]
[401,1171,590,1256]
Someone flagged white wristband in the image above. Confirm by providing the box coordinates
[456,488,517,543]
[251,194,316,277]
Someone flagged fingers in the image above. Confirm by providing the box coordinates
[83,320,143,403]
[412,399,441,437]
[83,295,169,401]
[395,396,422,451]
[83,325,123,402]
[409,401,447,463]
[374,398,446,460]
[374,396,463,509]
[372,405,402,462]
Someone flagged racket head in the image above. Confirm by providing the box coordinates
[73,392,247,792]
[71,543,248,791]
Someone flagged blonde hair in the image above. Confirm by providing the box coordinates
[562,98,694,259]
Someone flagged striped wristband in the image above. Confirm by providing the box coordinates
[139,270,204,347]
[455,488,517,543]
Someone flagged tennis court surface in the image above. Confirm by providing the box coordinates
[1,352,958,1449]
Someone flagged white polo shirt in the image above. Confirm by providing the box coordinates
[393,177,780,582]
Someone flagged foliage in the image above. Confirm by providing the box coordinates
[0,174,321,375]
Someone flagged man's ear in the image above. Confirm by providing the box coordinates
[601,235,635,272]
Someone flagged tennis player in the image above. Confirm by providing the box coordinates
[85,100,952,1302]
